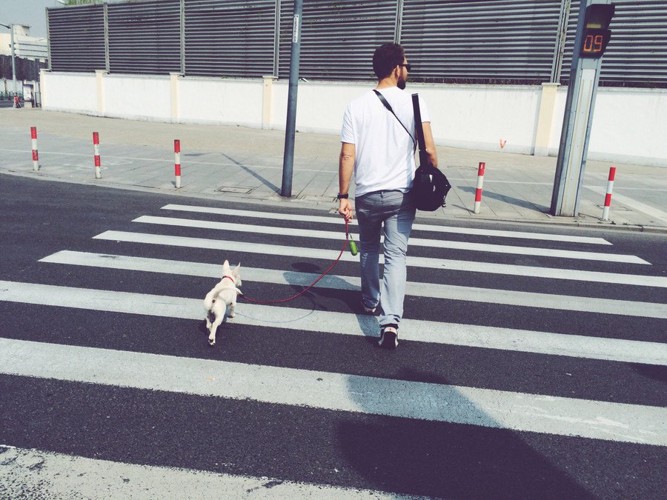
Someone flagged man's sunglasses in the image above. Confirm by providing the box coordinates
[399,63,412,71]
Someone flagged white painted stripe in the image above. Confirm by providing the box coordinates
[1,280,666,366]
[1,338,665,445]
[41,251,667,319]
[0,149,329,173]
[0,446,398,499]
[587,186,667,223]
[134,215,642,264]
[93,231,667,288]
[161,204,612,245]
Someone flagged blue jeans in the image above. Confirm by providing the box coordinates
[355,190,416,327]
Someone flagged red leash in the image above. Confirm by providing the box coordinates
[239,218,353,305]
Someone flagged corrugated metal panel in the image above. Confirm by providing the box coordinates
[278,1,397,80]
[47,5,106,72]
[607,0,667,85]
[185,0,276,78]
[45,0,667,88]
[401,0,563,84]
[107,0,181,75]
[561,0,667,87]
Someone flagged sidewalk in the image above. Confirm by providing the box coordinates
[2,108,666,232]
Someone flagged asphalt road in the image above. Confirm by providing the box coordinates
[1,174,666,498]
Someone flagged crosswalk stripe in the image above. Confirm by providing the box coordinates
[134,215,643,264]
[161,204,612,245]
[1,337,665,445]
[93,230,667,288]
[1,280,665,365]
[0,446,398,499]
[40,251,667,319]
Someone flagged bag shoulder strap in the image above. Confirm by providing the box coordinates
[373,89,416,150]
[411,93,431,168]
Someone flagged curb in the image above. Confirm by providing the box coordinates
[3,167,666,235]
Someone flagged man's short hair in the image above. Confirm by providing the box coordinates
[373,43,405,80]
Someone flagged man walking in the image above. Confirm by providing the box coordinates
[338,43,439,349]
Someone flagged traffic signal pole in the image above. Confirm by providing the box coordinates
[281,0,303,198]
[550,0,615,217]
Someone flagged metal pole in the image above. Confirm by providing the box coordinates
[280,0,303,198]
[550,0,613,216]
[10,24,16,95]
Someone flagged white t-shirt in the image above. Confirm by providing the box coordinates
[341,86,430,197]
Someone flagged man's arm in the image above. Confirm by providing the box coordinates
[422,122,439,168]
[338,142,355,220]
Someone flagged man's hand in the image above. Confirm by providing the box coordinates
[338,198,353,221]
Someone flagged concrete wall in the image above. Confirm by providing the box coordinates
[40,70,667,167]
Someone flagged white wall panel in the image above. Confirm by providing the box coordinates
[40,72,667,167]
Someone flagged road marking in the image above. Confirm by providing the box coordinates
[40,251,667,319]
[0,445,399,499]
[1,280,666,365]
[161,204,612,245]
[587,186,667,223]
[134,215,638,263]
[0,148,327,172]
[93,231,667,288]
[1,337,665,445]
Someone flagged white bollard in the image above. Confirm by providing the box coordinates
[93,132,102,179]
[30,126,39,171]
[473,162,486,214]
[602,166,616,221]
[174,139,182,189]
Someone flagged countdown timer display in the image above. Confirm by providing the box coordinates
[580,28,612,58]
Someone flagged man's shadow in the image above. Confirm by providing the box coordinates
[340,367,595,498]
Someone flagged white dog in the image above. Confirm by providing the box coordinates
[203,260,242,346]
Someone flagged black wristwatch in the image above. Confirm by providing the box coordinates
[337,193,349,200]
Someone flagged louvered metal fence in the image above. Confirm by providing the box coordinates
[0,55,47,83]
[46,0,667,88]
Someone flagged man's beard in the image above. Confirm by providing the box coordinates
[397,78,407,90]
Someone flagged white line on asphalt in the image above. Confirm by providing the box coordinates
[134,215,637,263]
[0,445,401,499]
[161,204,612,245]
[93,231,667,287]
[40,251,667,319]
[0,149,325,172]
[1,337,665,445]
[1,280,666,365]
[586,186,667,223]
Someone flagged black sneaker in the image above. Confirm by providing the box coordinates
[361,300,377,314]
[378,324,398,349]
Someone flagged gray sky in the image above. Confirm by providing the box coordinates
[0,0,64,38]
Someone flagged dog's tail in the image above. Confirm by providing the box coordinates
[204,283,243,311]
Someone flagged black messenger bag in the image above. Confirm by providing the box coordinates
[411,93,451,211]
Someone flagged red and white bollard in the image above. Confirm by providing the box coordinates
[174,139,182,189]
[92,131,102,179]
[602,166,616,221]
[473,161,486,214]
[30,126,39,171]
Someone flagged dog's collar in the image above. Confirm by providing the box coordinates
[222,275,236,284]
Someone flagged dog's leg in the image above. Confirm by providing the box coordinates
[229,296,236,319]
[208,315,222,346]
[208,302,225,346]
